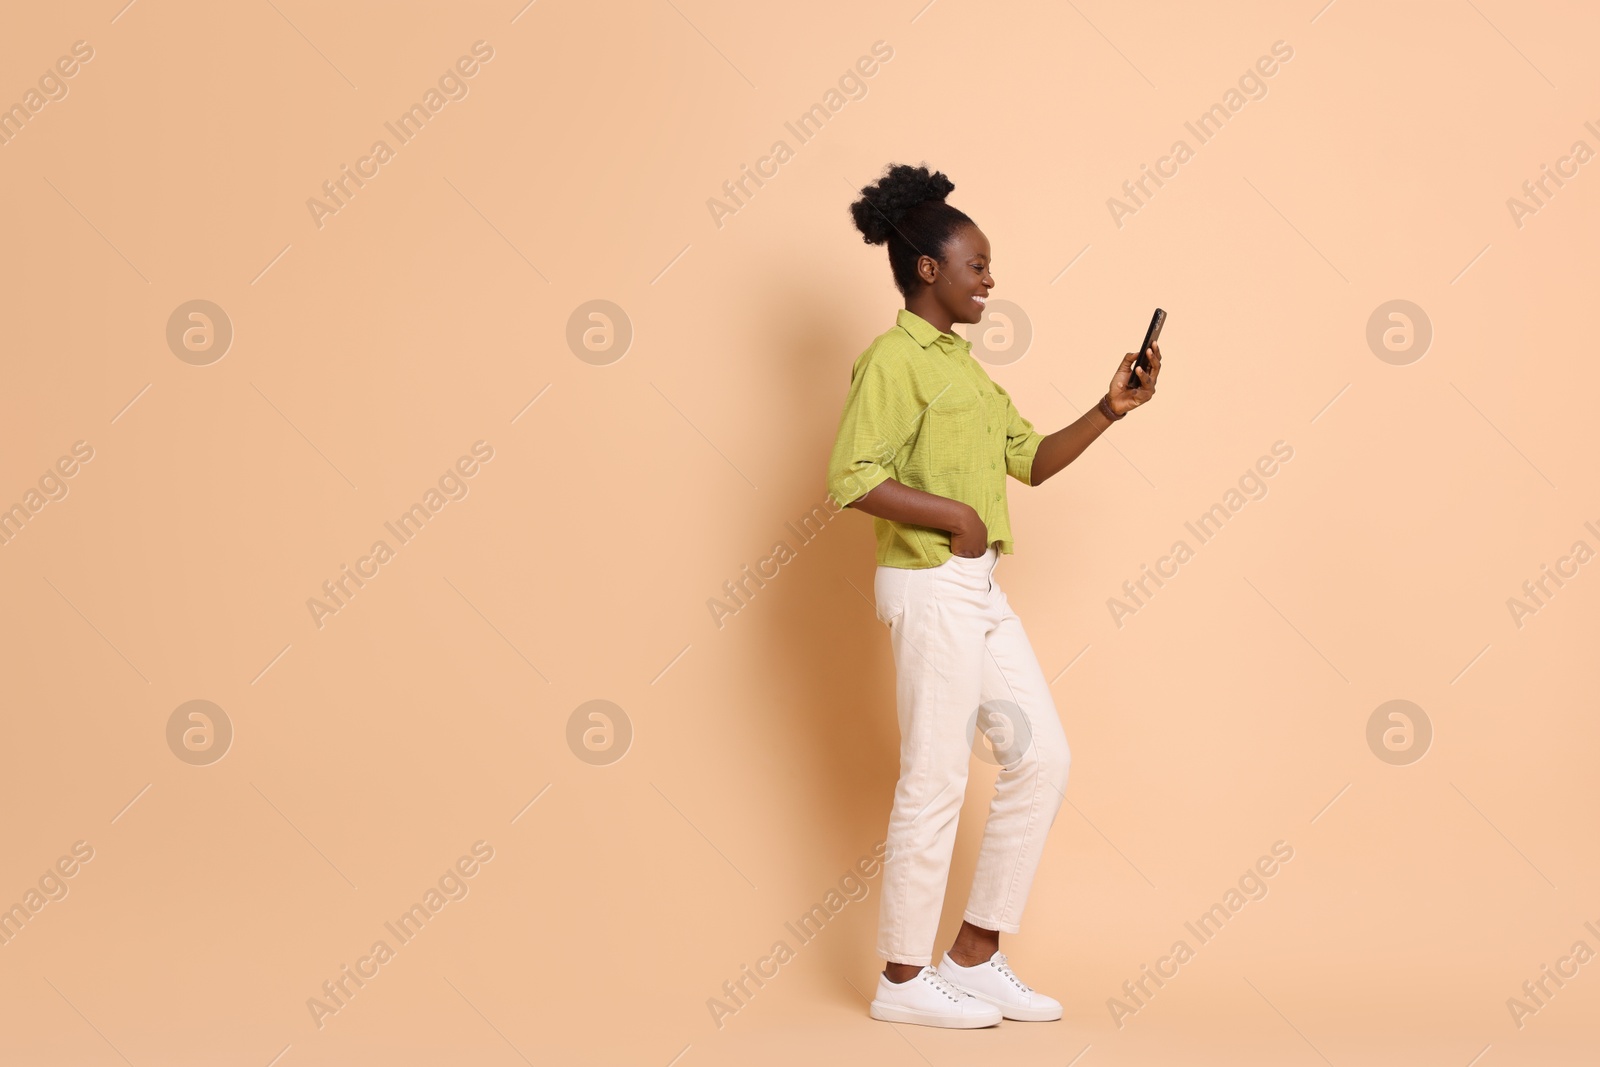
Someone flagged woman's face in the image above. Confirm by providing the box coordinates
[922,224,993,325]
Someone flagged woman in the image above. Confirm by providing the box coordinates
[826,163,1162,1028]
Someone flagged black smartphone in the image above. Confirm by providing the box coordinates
[1129,308,1165,388]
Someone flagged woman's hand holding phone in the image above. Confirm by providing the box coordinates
[1108,307,1165,417]
[1109,341,1162,416]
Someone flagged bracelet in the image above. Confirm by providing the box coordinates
[1097,393,1125,423]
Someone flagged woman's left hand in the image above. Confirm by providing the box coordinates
[1109,343,1161,415]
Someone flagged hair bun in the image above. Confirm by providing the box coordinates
[849,163,956,246]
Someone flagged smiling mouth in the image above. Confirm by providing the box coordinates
[972,294,989,307]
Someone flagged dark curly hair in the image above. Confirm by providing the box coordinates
[849,163,975,298]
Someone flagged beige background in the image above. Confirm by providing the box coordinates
[2,1,1597,1064]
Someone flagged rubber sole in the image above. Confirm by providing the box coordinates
[965,990,1063,1022]
[869,1000,1003,1028]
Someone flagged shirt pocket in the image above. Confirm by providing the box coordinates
[930,386,986,474]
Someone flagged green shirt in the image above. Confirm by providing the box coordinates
[826,308,1046,569]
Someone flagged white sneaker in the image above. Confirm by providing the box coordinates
[869,966,1004,1028]
[937,951,1063,1021]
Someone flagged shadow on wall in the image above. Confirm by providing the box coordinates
[739,298,903,971]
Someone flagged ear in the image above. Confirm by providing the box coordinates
[917,254,940,283]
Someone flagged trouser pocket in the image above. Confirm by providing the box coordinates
[873,565,911,626]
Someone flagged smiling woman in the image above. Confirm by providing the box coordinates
[828,161,1164,1028]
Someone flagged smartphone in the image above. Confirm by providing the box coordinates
[1129,308,1165,388]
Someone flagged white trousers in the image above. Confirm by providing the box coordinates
[872,545,1071,965]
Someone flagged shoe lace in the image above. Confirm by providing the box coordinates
[991,953,1034,993]
[921,967,970,1002]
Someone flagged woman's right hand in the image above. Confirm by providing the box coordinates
[948,506,990,558]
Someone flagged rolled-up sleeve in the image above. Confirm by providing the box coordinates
[826,351,913,510]
[996,382,1045,486]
